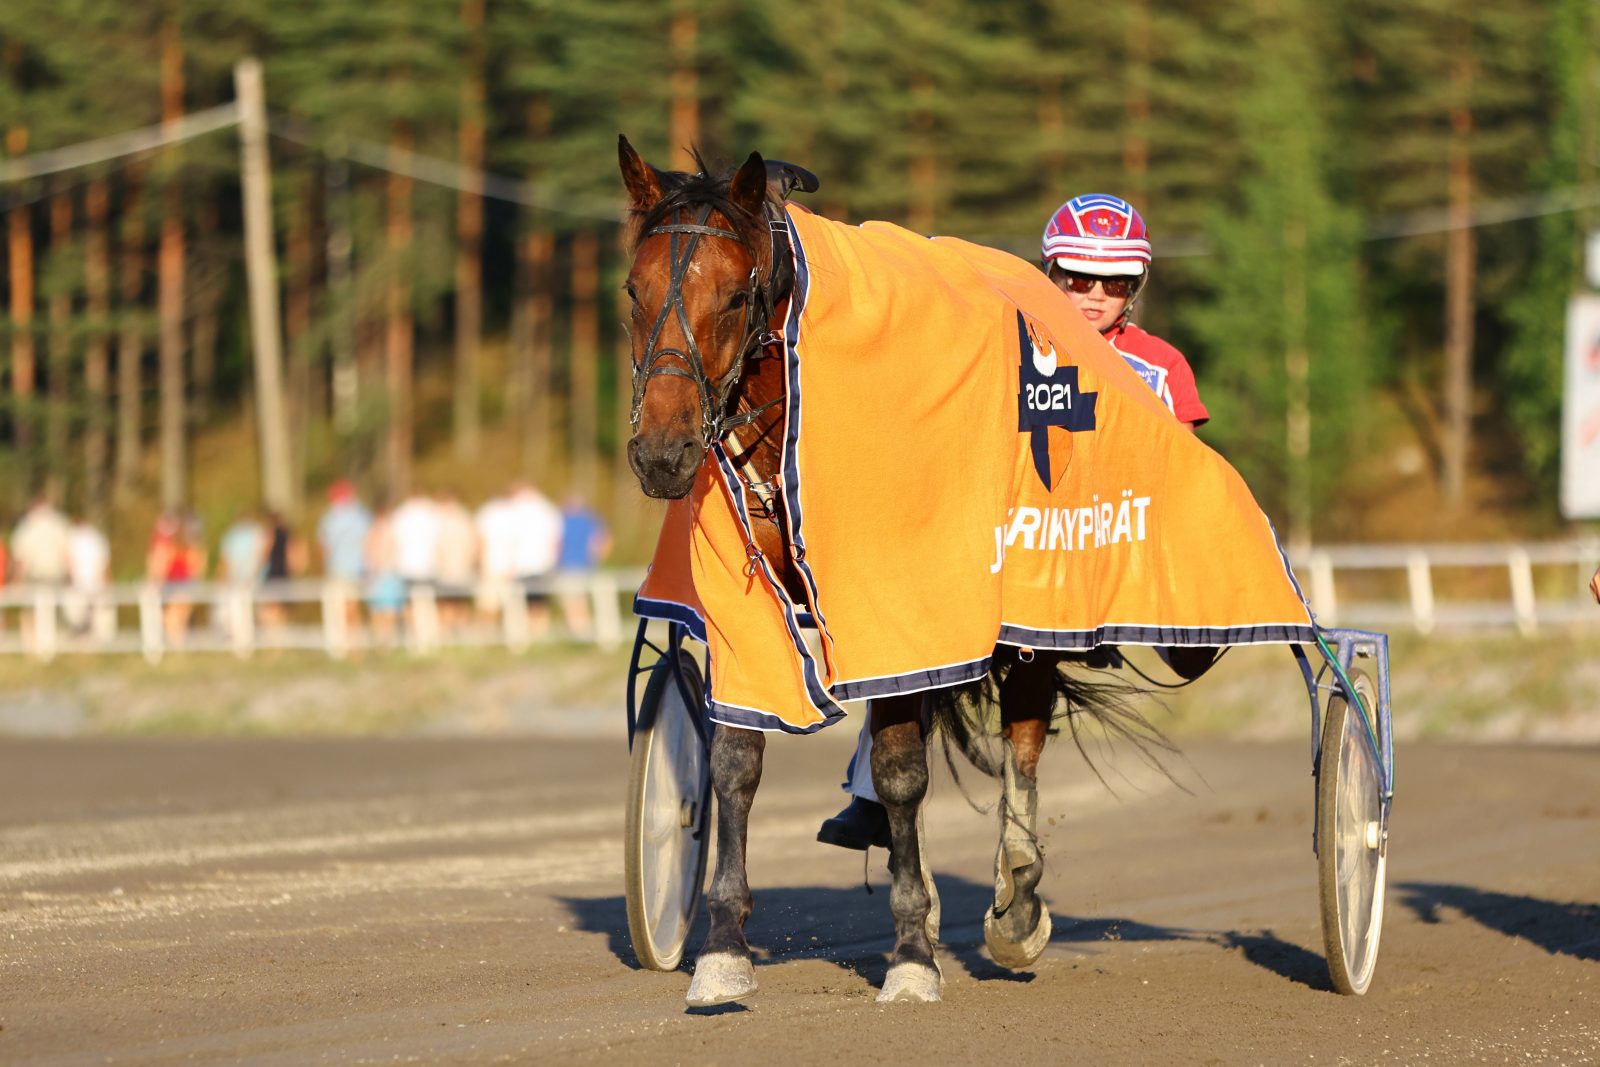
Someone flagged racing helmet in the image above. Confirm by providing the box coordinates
[1040,194,1152,278]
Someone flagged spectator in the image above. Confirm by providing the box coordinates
[391,491,442,590]
[259,511,303,630]
[64,514,111,639]
[555,494,613,638]
[219,511,268,587]
[11,492,70,587]
[363,497,405,644]
[503,481,563,637]
[474,490,514,626]
[317,480,371,630]
[433,490,479,633]
[147,511,206,644]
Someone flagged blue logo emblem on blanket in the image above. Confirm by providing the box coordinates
[1016,311,1097,490]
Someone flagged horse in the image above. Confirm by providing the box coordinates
[618,136,1171,1005]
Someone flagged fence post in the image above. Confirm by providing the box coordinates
[1507,548,1537,637]
[229,586,256,659]
[1308,550,1337,625]
[408,584,440,655]
[590,572,621,649]
[31,588,58,663]
[139,584,164,664]
[322,581,348,659]
[1405,551,1435,635]
[502,580,530,653]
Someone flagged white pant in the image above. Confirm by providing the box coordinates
[843,716,879,803]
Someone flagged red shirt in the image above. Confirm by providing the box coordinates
[1103,322,1209,428]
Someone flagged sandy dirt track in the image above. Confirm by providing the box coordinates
[0,725,1596,1065]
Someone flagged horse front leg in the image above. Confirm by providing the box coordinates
[984,653,1054,969]
[685,724,765,1007]
[871,694,942,1003]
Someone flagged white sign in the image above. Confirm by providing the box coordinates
[1563,293,1600,518]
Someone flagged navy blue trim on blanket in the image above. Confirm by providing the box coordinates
[996,622,1317,649]
[708,699,839,734]
[778,211,835,643]
[631,594,709,644]
[830,657,993,701]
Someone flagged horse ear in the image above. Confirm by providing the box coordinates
[618,135,663,210]
[728,151,767,217]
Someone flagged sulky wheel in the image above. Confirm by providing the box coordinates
[1316,668,1387,995]
[624,647,712,972]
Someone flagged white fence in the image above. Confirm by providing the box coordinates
[1294,539,1600,636]
[0,541,1595,662]
[0,569,647,663]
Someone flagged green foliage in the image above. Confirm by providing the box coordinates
[1501,0,1597,500]
[0,0,1587,528]
[1184,0,1365,529]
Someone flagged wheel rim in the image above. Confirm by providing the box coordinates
[1332,681,1385,991]
[637,666,708,962]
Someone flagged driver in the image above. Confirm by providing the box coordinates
[818,193,1211,852]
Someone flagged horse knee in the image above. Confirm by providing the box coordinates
[710,726,764,799]
[870,722,928,808]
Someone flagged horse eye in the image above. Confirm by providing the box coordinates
[726,291,749,311]
[624,284,639,305]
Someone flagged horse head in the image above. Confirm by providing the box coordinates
[619,136,789,500]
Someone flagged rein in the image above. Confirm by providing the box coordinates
[629,202,790,448]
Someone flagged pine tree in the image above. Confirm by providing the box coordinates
[1184,0,1365,544]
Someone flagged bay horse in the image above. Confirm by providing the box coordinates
[619,136,1168,1005]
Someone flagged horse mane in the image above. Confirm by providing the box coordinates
[627,150,771,267]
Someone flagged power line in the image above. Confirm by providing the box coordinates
[267,115,623,222]
[2,104,1596,241]
[0,104,241,183]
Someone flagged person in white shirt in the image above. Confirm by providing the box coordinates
[64,516,111,638]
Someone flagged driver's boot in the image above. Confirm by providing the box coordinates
[817,796,891,850]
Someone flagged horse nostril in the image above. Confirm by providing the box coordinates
[673,438,702,478]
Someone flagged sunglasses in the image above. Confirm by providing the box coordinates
[1050,268,1139,299]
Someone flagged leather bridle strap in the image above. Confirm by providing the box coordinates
[629,203,788,447]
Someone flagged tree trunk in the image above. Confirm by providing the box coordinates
[47,187,74,494]
[669,2,699,171]
[6,126,35,501]
[569,229,600,498]
[520,228,555,483]
[84,178,111,523]
[1122,0,1151,207]
[1442,53,1475,508]
[158,18,187,511]
[385,124,415,497]
[326,157,358,437]
[286,185,314,507]
[114,169,146,499]
[453,0,485,460]
[190,196,220,423]
[517,99,555,483]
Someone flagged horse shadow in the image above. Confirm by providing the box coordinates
[559,872,1331,989]
[1396,881,1600,962]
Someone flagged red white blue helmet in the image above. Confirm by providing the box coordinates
[1041,194,1152,278]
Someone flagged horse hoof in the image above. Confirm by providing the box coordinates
[876,960,943,1004]
[983,902,1052,970]
[685,952,758,1007]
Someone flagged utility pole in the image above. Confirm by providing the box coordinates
[235,57,295,515]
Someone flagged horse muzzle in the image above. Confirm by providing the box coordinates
[628,433,705,499]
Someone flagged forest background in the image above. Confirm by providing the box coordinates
[1,0,1596,572]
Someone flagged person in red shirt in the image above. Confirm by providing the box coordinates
[818,193,1215,852]
[1040,192,1208,430]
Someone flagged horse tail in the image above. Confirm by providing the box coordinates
[928,656,1183,798]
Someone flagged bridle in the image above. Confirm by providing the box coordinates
[628,200,790,447]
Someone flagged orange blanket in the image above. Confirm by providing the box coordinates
[636,209,1314,733]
